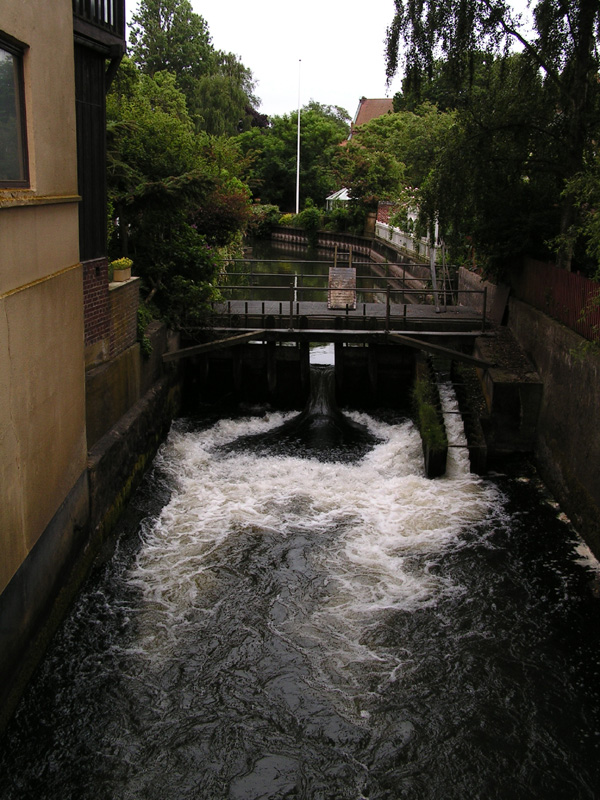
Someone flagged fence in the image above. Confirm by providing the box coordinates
[511,259,600,342]
[375,222,432,262]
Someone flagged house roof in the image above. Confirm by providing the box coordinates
[352,97,394,128]
[326,188,351,202]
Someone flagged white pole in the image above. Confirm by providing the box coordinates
[296,59,301,215]
[430,217,440,312]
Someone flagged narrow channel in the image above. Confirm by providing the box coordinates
[1,353,600,799]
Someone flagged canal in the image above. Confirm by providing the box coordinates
[221,240,405,307]
[1,354,599,799]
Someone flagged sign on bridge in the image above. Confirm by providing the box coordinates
[328,267,356,310]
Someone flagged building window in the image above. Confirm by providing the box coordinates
[0,34,29,188]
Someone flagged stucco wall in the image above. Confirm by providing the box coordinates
[1,1,78,200]
[0,0,85,593]
[507,299,600,554]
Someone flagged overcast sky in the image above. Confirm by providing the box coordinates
[127,0,402,120]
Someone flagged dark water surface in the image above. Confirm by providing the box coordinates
[1,387,600,800]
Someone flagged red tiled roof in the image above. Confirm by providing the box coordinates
[352,97,394,127]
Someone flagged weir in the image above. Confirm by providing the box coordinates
[2,356,599,798]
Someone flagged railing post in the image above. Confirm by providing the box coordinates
[289,282,294,330]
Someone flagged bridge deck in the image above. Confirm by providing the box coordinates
[211,300,485,332]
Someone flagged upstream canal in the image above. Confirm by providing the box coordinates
[1,356,600,799]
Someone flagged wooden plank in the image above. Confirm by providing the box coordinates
[387,333,493,368]
[162,330,267,362]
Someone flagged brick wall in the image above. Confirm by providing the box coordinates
[109,278,140,358]
[83,257,110,346]
[377,202,393,224]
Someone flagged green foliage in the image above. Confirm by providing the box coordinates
[237,102,350,210]
[296,202,323,248]
[354,103,455,189]
[561,158,600,276]
[333,139,405,211]
[129,0,213,87]
[279,213,295,226]
[190,178,252,247]
[245,204,282,239]
[106,60,251,325]
[129,0,259,135]
[323,204,366,235]
[110,257,133,271]
[385,0,600,272]
[137,305,154,358]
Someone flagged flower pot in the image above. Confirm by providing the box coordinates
[113,267,131,282]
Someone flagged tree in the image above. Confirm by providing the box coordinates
[129,0,259,135]
[333,142,405,212]
[417,54,565,269]
[346,102,455,188]
[237,102,350,210]
[106,59,252,324]
[192,52,259,136]
[385,0,600,270]
[129,0,213,85]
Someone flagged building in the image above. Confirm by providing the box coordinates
[348,96,394,139]
[0,0,125,728]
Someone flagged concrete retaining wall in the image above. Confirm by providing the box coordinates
[0,323,181,732]
[507,299,600,554]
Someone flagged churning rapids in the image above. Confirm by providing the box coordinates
[2,367,600,800]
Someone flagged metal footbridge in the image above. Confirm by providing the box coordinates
[165,260,493,370]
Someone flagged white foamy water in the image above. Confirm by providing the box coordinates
[127,407,498,679]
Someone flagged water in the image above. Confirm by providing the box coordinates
[224,242,385,305]
[2,376,600,800]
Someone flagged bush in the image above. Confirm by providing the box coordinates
[296,203,322,248]
[245,204,282,238]
[323,204,366,235]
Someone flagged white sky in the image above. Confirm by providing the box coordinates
[127,0,402,120]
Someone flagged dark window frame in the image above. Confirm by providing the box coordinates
[0,30,30,189]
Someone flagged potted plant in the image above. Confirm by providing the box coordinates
[110,257,133,282]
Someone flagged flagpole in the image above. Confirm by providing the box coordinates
[296,59,301,215]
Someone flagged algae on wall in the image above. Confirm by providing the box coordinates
[413,358,448,478]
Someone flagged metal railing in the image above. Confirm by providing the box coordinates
[210,272,487,333]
